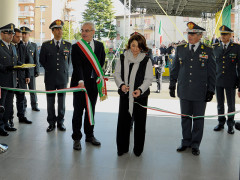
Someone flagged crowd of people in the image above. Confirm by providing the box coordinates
[1,20,240,158]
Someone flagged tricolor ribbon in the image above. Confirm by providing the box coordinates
[77,39,108,101]
[0,86,94,125]
[135,102,240,119]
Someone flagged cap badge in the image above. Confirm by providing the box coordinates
[56,20,61,26]
[11,24,13,30]
[222,26,225,31]
[188,22,194,30]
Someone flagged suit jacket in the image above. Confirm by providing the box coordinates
[40,39,71,86]
[0,40,18,88]
[24,41,40,76]
[213,42,240,88]
[170,43,216,101]
[70,40,105,88]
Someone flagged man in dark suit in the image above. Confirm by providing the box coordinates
[20,26,40,111]
[71,22,105,150]
[8,28,32,127]
[0,23,21,136]
[213,25,240,134]
[40,19,71,132]
[169,22,216,155]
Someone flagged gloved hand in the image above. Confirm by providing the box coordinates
[169,85,176,98]
[0,106,5,113]
[34,72,39,77]
[5,65,14,71]
[205,91,214,102]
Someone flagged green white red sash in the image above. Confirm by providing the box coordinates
[77,39,108,101]
[0,86,94,125]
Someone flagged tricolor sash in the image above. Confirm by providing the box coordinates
[77,39,108,101]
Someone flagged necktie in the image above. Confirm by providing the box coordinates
[88,42,91,49]
[223,44,227,51]
[56,41,59,50]
[191,45,195,53]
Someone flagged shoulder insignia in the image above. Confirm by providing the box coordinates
[1,43,4,47]
[42,40,51,44]
[177,43,186,47]
[233,42,240,46]
[10,42,15,45]
[212,43,219,46]
[63,40,71,45]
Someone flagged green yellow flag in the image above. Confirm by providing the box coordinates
[215,5,231,37]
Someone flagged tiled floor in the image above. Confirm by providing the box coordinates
[0,95,239,180]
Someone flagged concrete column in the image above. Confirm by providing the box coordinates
[0,0,18,27]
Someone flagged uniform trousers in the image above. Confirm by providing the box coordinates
[180,99,206,149]
[117,94,148,154]
[25,76,38,108]
[216,86,235,127]
[45,84,67,125]
[0,89,14,129]
[155,68,162,91]
[72,78,98,140]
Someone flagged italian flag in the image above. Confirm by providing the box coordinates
[215,5,231,37]
[158,20,163,45]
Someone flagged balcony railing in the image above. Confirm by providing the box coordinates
[18,11,34,17]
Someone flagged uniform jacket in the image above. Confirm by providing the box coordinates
[25,41,39,76]
[40,39,71,86]
[170,43,216,101]
[15,41,30,89]
[153,56,165,73]
[213,42,240,88]
[70,40,105,87]
[0,40,19,88]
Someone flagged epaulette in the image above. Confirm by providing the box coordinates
[204,44,212,49]
[177,43,187,47]
[212,43,219,46]
[233,42,240,46]
[43,40,51,44]
[63,40,71,45]
[10,42,15,45]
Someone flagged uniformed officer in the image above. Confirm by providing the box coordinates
[20,26,40,111]
[213,25,240,134]
[9,28,32,126]
[0,23,22,136]
[169,22,216,155]
[153,49,165,93]
[40,19,71,132]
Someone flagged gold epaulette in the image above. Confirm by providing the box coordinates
[63,40,71,45]
[177,43,187,47]
[212,43,219,46]
[233,42,240,45]
[42,40,51,44]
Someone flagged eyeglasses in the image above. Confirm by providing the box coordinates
[80,29,93,33]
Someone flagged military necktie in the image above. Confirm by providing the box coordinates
[223,44,227,52]
[56,41,60,50]
[191,44,195,53]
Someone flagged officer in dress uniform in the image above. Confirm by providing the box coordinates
[9,28,32,126]
[0,23,22,136]
[169,22,216,155]
[40,19,71,132]
[20,26,40,112]
[213,25,240,134]
[153,49,165,93]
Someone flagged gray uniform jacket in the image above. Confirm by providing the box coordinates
[170,43,216,101]
[40,39,71,86]
[213,42,240,88]
[25,41,39,76]
[0,40,19,88]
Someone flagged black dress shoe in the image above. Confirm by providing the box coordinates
[192,148,200,156]
[57,124,66,131]
[73,140,81,150]
[46,125,55,132]
[117,150,128,156]
[4,125,17,131]
[19,117,32,124]
[32,107,40,111]
[85,137,101,146]
[176,145,188,152]
[9,119,14,128]
[235,122,240,131]
[213,124,224,131]
[155,90,160,93]
[0,128,9,136]
[227,126,235,134]
[133,149,142,157]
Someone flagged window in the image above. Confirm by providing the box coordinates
[117,21,120,27]
[24,6,29,11]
